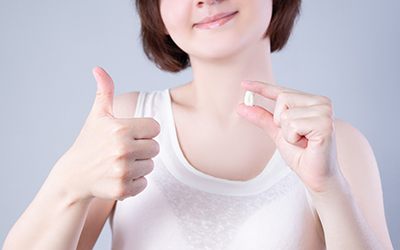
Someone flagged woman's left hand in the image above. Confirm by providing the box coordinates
[236,80,343,193]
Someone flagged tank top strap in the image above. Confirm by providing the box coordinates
[133,89,165,118]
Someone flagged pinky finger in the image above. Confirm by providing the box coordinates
[128,177,148,198]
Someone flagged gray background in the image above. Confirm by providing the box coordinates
[0,0,398,249]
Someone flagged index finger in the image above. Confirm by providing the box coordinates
[241,80,294,100]
[118,117,161,139]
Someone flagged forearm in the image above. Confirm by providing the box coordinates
[309,174,389,250]
[3,170,92,250]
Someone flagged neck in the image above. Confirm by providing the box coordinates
[186,38,276,126]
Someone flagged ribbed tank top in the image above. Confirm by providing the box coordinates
[109,88,326,250]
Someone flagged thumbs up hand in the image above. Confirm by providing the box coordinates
[50,67,161,203]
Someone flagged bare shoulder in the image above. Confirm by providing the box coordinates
[333,118,394,249]
[333,118,380,176]
[113,91,141,118]
[76,91,141,249]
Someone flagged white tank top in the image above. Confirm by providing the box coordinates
[109,88,326,250]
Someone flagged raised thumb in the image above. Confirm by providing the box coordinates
[90,66,114,117]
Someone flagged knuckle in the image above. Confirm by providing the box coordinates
[328,120,335,132]
[113,164,129,179]
[318,105,333,118]
[326,106,334,118]
[276,92,288,103]
[319,95,332,104]
[114,182,128,200]
[114,144,130,159]
[314,137,327,147]
[95,91,107,100]
[110,121,128,136]
[322,117,335,132]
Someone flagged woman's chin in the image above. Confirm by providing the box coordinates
[190,46,244,62]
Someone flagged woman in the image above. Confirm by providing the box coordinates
[3,0,394,249]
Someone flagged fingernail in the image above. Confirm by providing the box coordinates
[93,68,99,77]
[93,66,103,76]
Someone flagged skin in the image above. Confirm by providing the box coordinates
[3,0,394,249]
[160,0,394,249]
[3,69,159,249]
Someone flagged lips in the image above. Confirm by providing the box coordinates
[193,11,239,29]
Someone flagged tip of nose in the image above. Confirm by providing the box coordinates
[197,0,219,8]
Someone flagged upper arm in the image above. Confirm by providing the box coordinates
[112,91,141,119]
[334,118,394,249]
[77,91,140,249]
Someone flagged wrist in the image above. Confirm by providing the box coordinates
[45,174,93,208]
[46,161,93,207]
[307,171,352,205]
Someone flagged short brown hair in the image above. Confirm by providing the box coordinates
[135,0,302,73]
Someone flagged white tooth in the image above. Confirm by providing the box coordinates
[209,22,219,29]
[244,91,254,106]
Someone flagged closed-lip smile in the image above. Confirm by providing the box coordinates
[193,11,239,29]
